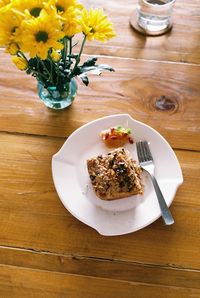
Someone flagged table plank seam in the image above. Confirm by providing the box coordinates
[77,53,200,67]
[1,48,200,66]
[0,245,200,273]
[0,131,200,153]
[0,130,66,141]
[82,51,200,66]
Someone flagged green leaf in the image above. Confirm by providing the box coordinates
[97,64,115,72]
[26,69,32,75]
[73,66,82,76]
[82,57,98,67]
[80,75,89,86]
[28,58,38,68]
[76,64,115,76]
[68,54,78,59]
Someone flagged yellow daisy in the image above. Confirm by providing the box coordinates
[18,10,64,60]
[62,6,81,37]
[47,0,82,14]
[79,8,116,42]
[0,10,22,46]
[12,56,28,70]
[0,0,10,9]
[50,49,61,62]
[6,42,19,55]
[56,0,82,14]
[11,0,48,18]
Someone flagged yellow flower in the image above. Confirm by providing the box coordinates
[0,10,22,46]
[0,0,10,9]
[51,0,83,14]
[11,0,48,18]
[62,6,81,37]
[50,49,61,62]
[79,8,116,42]
[6,42,19,55]
[18,10,64,60]
[12,56,28,70]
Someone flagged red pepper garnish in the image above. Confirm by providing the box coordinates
[104,133,109,140]
[129,137,134,144]
[101,126,134,148]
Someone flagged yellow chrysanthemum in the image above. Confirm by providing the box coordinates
[18,10,64,60]
[50,49,61,62]
[11,0,48,18]
[51,0,83,14]
[0,0,10,9]
[62,6,81,37]
[79,8,116,42]
[0,10,22,46]
[12,56,28,70]
[6,42,19,55]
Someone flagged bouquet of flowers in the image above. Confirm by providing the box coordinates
[0,0,115,108]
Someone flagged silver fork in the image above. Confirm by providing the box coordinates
[136,141,174,225]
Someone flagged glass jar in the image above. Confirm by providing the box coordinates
[37,78,77,110]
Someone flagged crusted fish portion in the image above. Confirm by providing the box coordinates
[87,148,143,200]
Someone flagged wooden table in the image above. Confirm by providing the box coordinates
[0,0,200,297]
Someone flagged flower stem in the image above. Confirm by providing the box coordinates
[76,34,86,64]
[69,34,86,79]
[69,37,72,55]
[48,55,54,86]
[63,37,68,69]
[40,60,52,83]
[50,60,53,84]
[34,71,48,80]
[69,37,72,64]
[18,51,28,62]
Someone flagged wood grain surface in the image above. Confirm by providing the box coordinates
[0,133,199,272]
[1,265,200,298]
[1,246,200,289]
[0,0,200,296]
[81,0,200,64]
[0,52,200,151]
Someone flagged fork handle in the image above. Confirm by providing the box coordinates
[150,175,174,225]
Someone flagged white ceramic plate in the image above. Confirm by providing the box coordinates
[52,114,183,236]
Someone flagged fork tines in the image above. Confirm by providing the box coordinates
[136,141,153,162]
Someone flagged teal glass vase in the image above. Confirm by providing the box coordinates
[37,79,77,110]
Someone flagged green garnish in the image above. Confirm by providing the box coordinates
[126,128,131,134]
[116,126,123,132]
[116,126,131,134]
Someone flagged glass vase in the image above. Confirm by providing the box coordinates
[37,79,77,110]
